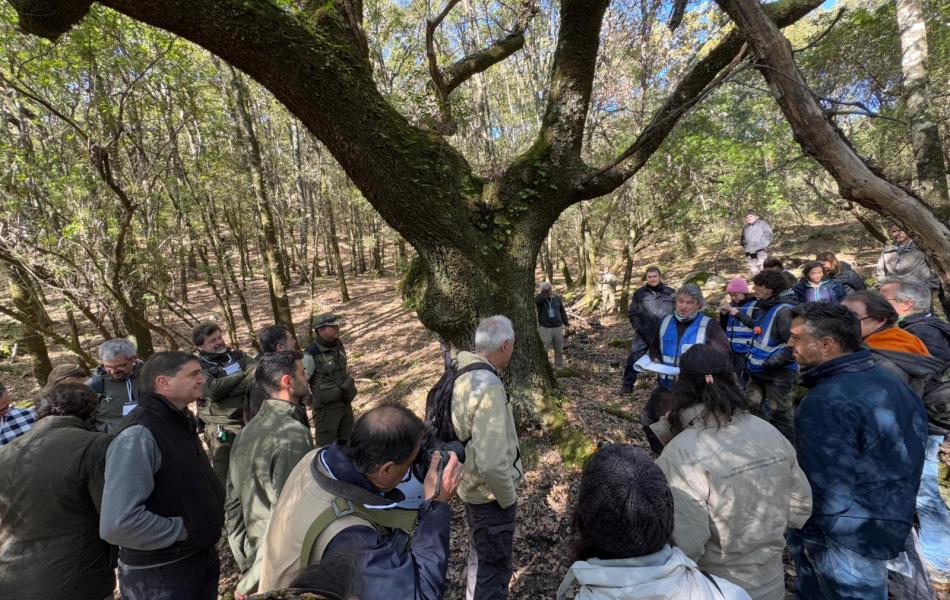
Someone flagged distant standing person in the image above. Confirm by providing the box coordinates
[304,314,357,446]
[740,211,773,275]
[877,223,936,286]
[0,381,34,446]
[621,267,675,394]
[193,322,256,485]
[88,338,144,433]
[792,261,848,303]
[534,282,570,369]
[100,351,225,600]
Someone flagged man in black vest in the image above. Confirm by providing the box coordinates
[100,351,225,600]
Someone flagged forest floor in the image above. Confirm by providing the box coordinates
[3,218,947,599]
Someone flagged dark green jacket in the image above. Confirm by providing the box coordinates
[0,416,114,600]
[89,361,145,433]
[226,399,314,595]
[196,349,256,425]
[304,338,357,407]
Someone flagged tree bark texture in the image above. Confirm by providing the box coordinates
[895,0,949,220]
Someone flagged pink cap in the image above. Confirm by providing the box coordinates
[725,277,750,293]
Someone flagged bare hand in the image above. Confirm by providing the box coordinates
[423,451,464,504]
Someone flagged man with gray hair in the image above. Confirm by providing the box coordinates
[452,315,523,600]
[643,284,729,452]
[880,277,950,364]
[88,338,144,433]
[534,282,569,369]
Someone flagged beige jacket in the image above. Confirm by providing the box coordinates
[655,406,812,600]
[451,351,522,508]
[257,449,371,591]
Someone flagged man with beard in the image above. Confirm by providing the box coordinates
[226,351,314,598]
[192,322,256,484]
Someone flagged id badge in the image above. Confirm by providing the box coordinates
[223,363,241,376]
[548,308,556,318]
[122,403,138,416]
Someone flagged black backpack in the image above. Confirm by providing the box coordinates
[424,355,495,444]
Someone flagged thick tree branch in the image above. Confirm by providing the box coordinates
[442,1,539,95]
[576,0,823,199]
[534,0,611,162]
[714,0,950,285]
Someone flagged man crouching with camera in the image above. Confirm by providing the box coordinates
[256,402,463,599]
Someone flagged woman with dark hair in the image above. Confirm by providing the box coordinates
[652,345,812,600]
[815,251,865,293]
[557,443,750,599]
[792,261,848,303]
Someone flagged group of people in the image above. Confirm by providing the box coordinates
[1,213,948,600]
[0,313,524,600]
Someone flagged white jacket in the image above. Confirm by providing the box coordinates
[556,545,751,599]
[655,407,812,600]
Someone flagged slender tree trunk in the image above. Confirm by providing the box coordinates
[4,263,52,384]
[896,0,949,219]
[228,67,296,336]
[619,238,634,315]
[320,172,350,302]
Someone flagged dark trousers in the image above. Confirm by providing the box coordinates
[465,501,517,600]
[746,377,795,441]
[640,385,674,454]
[314,400,354,447]
[118,545,219,600]
[621,337,650,391]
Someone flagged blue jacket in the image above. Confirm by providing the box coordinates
[322,444,451,600]
[795,350,926,559]
[792,279,847,303]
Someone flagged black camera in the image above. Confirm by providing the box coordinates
[412,433,466,488]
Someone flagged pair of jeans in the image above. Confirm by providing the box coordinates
[465,501,517,600]
[917,434,950,583]
[788,530,887,600]
[119,545,220,600]
[621,337,650,391]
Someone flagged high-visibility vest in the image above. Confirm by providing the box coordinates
[747,303,797,373]
[658,314,711,389]
[726,300,757,355]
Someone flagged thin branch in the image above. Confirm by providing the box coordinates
[793,7,844,53]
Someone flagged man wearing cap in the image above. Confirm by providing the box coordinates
[41,362,91,394]
[304,314,357,446]
[534,282,570,369]
[740,212,774,275]
[88,338,144,433]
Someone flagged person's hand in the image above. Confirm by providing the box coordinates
[727,306,739,316]
[423,450,463,504]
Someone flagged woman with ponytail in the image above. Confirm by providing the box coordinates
[652,345,812,600]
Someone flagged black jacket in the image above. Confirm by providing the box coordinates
[534,293,569,328]
[628,284,676,342]
[900,313,950,365]
[115,393,225,566]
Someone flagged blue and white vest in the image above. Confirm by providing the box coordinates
[658,314,711,389]
[726,300,757,355]
[747,303,797,373]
